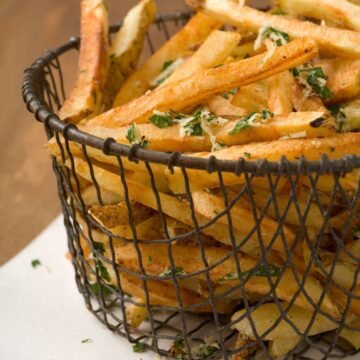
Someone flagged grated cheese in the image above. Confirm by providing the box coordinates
[279,131,307,140]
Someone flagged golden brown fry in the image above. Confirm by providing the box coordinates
[81,184,123,207]
[327,64,360,104]
[292,81,337,131]
[113,12,222,106]
[102,0,156,110]
[276,0,360,32]
[269,337,300,359]
[79,112,332,152]
[189,0,360,58]
[125,300,148,328]
[114,242,338,315]
[70,157,296,254]
[88,38,319,128]
[160,30,241,86]
[232,82,269,112]
[268,71,293,115]
[59,0,108,123]
[231,302,338,341]
[206,95,247,117]
[166,133,360,193]
[340,317,360,349]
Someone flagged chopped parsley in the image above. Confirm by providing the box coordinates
[160,267,185,277]
[229,110,274,135]
[96,261,111,282]
[327,104,346,132]
[133,342,147,353]
[162,59,175,71]
[126,123,150,148]
[244,152,252,159]
[81,338,93,344]
[148,256,153,263]
[292,65,332,100]
[220,263,281,281]
[221,87,239,99]
[254,26,290,50]
[31,259,41,268]
[195,344,219,358]
[93,241,105,255]
[90,282,115,297]
[174,333,185,349]
[109,53,116,61]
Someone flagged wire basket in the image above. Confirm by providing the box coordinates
[22,10,360,360]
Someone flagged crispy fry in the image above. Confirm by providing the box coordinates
[87,38,319,128]
[206,95,247,117]
[268,71,293,115]
[341,98,360,132]
[113,12,222,106]
[276,0,360,32]
[101,0,156,110]
[125,300,148,328]
[160,30,241,86]
[269,337,300,359]
[231,302,338,341]
[189,0,360,58]
[59,0,108,123]
[70,157,296,254]
[79,112,332,152]
[327,64,360,104]
[81,184,122,207]
[166,133,360,193]
[232,82,269,112]
[114,242,339,315]
[340,317,360,349]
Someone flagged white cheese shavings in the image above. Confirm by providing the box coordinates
[149,58,185,87]
[261,45,276,66]
[279,131,307,140]
[254,24,269,51]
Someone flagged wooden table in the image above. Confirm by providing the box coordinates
[0,0,265,265]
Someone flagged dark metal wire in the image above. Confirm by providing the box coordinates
[22,10,360,360]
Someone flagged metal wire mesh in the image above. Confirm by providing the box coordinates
[22,11,360,360]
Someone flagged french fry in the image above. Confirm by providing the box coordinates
[342,98,360,132]
[87,38,319,128]
[59,0,108,123]
[250,187,325,230]
[276,0,360,32]
[206,95,247,117]
[81,184,122,207]
[232,42,260,60]
[101,0,156,110]
[80,112,333,153]
[231,302,338,342]
[232,334,257,360]
[113,12,222,106]
[340,317,360,349]
[327,65,360,104]
[269,337,300,359]
[268,71,293,115]
[188,0,360,58]
[160,30,241,87]
[166,133,360,194]
[69,157,295,254]
[232,82,269,112]
[114,242,339,315]
[125,300,148,328]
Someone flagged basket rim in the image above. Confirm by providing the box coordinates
[22,11,360,176]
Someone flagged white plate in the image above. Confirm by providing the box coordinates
[0,215,358,360]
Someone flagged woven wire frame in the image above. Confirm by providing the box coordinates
[22,11,360,360]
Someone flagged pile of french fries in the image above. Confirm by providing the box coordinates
[47,0,360,358]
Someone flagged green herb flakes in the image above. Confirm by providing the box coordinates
[327,104,346,132]
[81,338,93,344]
[126,123,150,148]
[133,342,147,353]
[220,263,281,281]
[31,259,41,268]
[93,241,105,255]
[229,110,273,135]
[96,261,111,282]
[160,267,185,277]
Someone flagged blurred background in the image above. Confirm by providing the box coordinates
[0,0,265,265]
